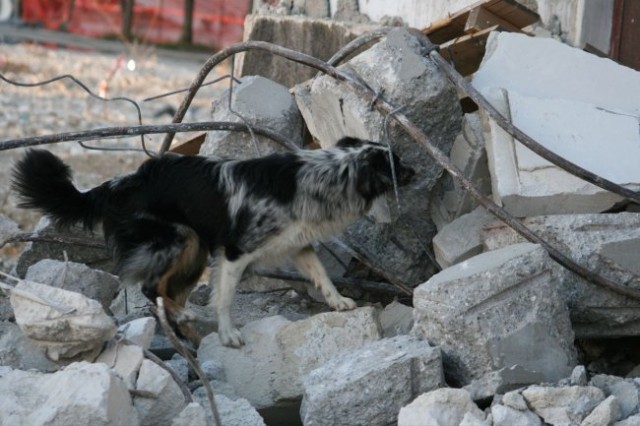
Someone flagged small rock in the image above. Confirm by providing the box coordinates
[96,341,144,389]
[171,402,207,426]
[119,317,156,350]
[379,300,413,337]
[0,321,59,372]
[492,404,542,426]
[582,395,621,426]
[590,374,639,419]
[10,280,116,361]
[522,385,605,425]
[571,365,589,386]
[134,359,188,426]
[398,388,485,426]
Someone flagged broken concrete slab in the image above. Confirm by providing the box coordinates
[430,112,491,231]
[15,217,112,278]
[207,394,266,426]
[481,213,640,338]
[134,359,188,426]
[413,243,577,386]
[432,207,495,269]
[301,335,443,426]
[200,75,303,159]
[398,388,486,426]
[491,403,542,426]
[521,385,606,425]
[472,32,640,216]
[294,27,463,286]
[238,14,377,88]
[0,361,139,426]
[589,374,639,420]
[10,280,116,361]
[198,307,381,408]
[25,259,121,311]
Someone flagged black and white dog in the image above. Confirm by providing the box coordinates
[12,137,414,347]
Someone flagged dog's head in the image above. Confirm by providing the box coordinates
[336,137,415,199]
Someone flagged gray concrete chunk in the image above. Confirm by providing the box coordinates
[301,335,443,426]
[413,243,577,386]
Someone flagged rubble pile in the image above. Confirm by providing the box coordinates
[2,1,640,425]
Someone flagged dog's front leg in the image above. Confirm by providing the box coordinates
[293,246,357,311]
[210,252,251,348]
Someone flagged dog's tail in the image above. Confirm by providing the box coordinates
[12,149,106,230]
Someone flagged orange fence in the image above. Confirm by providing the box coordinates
[21,0,249,49]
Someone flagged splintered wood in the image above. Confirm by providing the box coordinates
[422,0,539,76]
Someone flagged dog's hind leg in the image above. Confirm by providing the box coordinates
[293,246,357,311]
[210,250,252,348]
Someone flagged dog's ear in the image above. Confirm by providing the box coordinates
[336,137,366,148]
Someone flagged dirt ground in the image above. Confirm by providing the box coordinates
[0,41,232,229]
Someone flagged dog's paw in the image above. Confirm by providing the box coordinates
[329,295,357,311]
[219,326,244,348]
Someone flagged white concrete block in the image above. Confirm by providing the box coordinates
[473,32,640,216]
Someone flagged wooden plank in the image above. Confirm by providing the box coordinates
[169,133,207,155]
[423,0,538,44]
[465,6,522,33]
[439,26,498,76]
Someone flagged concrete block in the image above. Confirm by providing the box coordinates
[301,335,443,426]
[134,359,187,426]
[10,280,116,361]
[96,342,144,389]
[481,213,640,338]
[473,32,640,216]
[119,317,156,350]
[197,307,381,408]
[294,28,462,286]
[430,112,491,230]
[412,243,577,386]
[25,259,121,310]
[200,75,303,159]
[398,388,485,426]
[213,394,266,426]
[0,361,139,426]
[521,385,605,425]
[491,404,542,426]
[473,32,640,116]
[237,14,376,88]
[432,207,495,269]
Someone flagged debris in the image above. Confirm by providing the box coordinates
[0,321,59,372]
[10,279,116,361]
[96,341,144,389]
[379,300,413,337]
[413,243,577,386]
[133,359,188,426]
[521,385,605,425]
[482,213,640,338]
[301,335,444,426]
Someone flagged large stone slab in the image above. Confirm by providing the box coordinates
[0,361,139,426]
[412,243,577,386]
[200,75,303,159]
[237,14,376,88]
[481,213,640,338]
[294,28,462,286]
[197,307,381,409]
[10,280,116,361]
[301,335,443,426]
[472,32,640,216]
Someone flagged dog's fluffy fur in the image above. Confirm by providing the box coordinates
[12,137,414,347]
